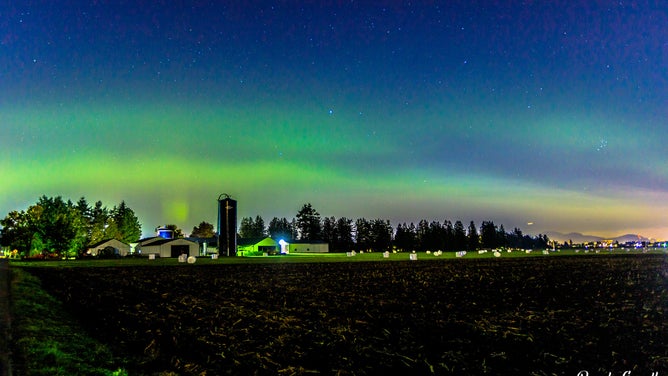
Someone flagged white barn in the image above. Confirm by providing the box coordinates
[86,239,131,257]
[138,237,199,258]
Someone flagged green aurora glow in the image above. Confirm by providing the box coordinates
[2,2,667,239]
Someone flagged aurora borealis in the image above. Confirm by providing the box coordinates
[2,2,667,240]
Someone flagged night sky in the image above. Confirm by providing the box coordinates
[2,1,667,240]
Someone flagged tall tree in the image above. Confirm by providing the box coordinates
[268,217,294,241]
[110,201,142,243]
[321,216,337,247]
[0,209,35,255]
[427,221,447,251]
[335,217,354,252]
[480,221,498,249]
[496,224,507,248]
[443,220,455,251]
[467,221,479,250]
[34,196,83,257]
[416,220,430,251]
[393,223,416,252]
[89,201,111,245]
[453,220,467,251]
[354,218,371,251]
[370,219,393,251]
[190,221,215,238]
[239,216,266,238]
[239,217,254,238]
[253,215,266,237]
[295,203,321,241]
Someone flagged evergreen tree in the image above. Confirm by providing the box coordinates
[416,219,430,251]
[268,217,294,241]
[393,223,415,252]
[239,217,254,238]
[295,203,321,241]
[89,201,111,245]
[240,216,266,238]
[370,219,393,251]
[335,217,354,252]
[443,220,455,251]
[321,216,337,248]
[497,224,507,248]
[428,220,446,251]
[110,201,141,243]
[453,220,467,251]
[253,215,266,237]
[354,218,371,251]
[480,221,498,249]
[467,221,479,250]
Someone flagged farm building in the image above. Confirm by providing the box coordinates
[237,237,278,256]
[187,236,218,256]
[137,237,199,258]
[284,240,329,253]
[86,239,131,257]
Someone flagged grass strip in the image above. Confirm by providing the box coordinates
[10,268,128,376]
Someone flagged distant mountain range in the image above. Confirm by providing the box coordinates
[545,231,650,244]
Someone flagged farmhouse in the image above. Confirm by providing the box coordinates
[237,237,279,256]
[137,237,199,258]
[86,239,131,257]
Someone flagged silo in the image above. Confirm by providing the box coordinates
[217,194,237,256]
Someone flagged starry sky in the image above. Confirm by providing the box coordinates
[2,1,667,240]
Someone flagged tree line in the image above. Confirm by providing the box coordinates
[239,203,550,252]
[0,196,141,258]
[1,199,549,257]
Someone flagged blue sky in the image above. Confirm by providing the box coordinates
[2,1,667,239]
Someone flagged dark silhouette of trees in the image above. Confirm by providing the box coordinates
[190,221,215,238]
[239,216,266,238]
[453,220,467,250]
[321,216,336,247]
[480,221,498,249]
[335,217,355,252]
[497,224,507,248]
[295,203,322,241]
[2,197,554,256]
[369,219,393,251]
[394,223,416,252]
[0,196,141,258]
[354,218,371,252]
[268,217,294,241]
[467,221,479,251]
[162,224,185,239]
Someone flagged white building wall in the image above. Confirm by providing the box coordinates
[288,243,329,253]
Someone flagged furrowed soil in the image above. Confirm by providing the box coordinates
[23,255,668,375]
